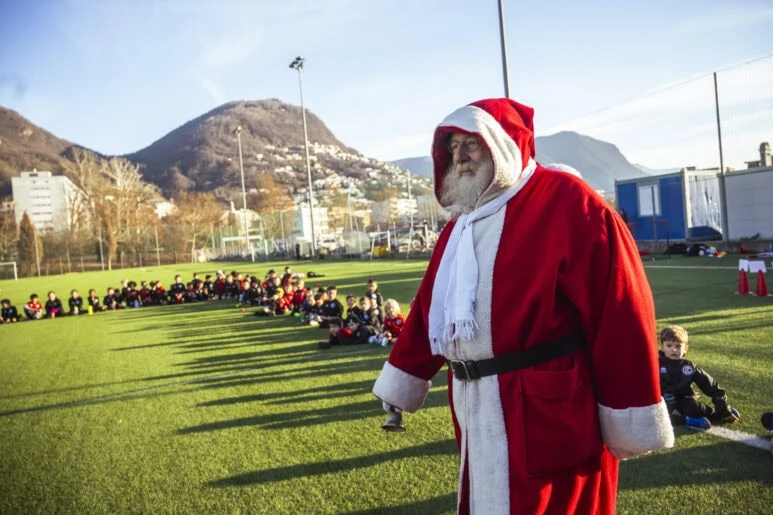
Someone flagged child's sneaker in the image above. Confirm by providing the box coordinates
[717,407,740,424]
[669,411,686,426]
[685,416,711,430]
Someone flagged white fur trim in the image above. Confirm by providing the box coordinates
[545,163,582,178]
[598,398,675,453]
[372,361,432,413]
[438,105,523,193]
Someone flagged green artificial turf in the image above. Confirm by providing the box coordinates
[1,256,772,513]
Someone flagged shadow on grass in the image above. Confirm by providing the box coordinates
[197,378,376,407]
[208,438,456,487]
[619,438,773,490]
[181,389,448,434]
[179,399,383,433]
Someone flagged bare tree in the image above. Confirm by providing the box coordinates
[165,192,224,261]
[63,148,160,269]
[246,172,293,241]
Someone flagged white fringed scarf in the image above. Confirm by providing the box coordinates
[428,158,537,356]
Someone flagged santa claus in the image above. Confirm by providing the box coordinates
[372,98,674,514]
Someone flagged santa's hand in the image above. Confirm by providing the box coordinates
[608,447,643,460]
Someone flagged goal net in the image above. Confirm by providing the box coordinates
[0,262,18,280]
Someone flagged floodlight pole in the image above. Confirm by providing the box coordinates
[713,72,730,240]
[289,56,317,258]
[233,126,253,261]
[498,0,511,98]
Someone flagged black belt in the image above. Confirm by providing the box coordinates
[446,331,586,381]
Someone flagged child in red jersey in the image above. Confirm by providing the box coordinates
[23,293,44,320]
[376,298,405,347]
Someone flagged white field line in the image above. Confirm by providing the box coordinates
[644,265,738,270]
[690,425,772,452]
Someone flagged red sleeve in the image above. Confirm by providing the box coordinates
[560,202,673,452]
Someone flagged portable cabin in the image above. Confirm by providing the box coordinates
[615,168,722,242]
[725,165,773,239]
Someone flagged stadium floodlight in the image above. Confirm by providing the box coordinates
[232,126,252,261]
[289,55,317,258]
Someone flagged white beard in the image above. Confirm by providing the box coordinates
[439,160,494,214]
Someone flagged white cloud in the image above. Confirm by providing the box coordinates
[197,76,226,105]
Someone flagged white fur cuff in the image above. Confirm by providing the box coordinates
[599,398,675,453]
[372,361,432,413]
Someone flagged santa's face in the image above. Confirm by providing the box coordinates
[440,132,494,213]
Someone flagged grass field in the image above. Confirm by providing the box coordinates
[1,257,772,513]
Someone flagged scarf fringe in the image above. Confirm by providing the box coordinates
[452,319,478,341]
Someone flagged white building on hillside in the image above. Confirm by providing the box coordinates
[293,202,330,244]
[11,170,85,232]
[371,197,418,226]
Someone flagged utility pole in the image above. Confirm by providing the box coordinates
[233,126,252,261]
[289,56,317,257]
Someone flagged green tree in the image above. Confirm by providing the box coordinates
[17,213,42,277]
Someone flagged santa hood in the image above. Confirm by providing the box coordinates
[431,98,536,204]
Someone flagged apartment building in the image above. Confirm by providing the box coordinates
[11,170,84,232]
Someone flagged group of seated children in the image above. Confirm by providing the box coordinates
[315,279,406,348]
[0,267,302,323]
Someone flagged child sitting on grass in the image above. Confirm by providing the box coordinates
[24,293,44,320]
[375,298,405,347]
[1,298,19,323]
[104,287,121,310]
[44,291,63,319]
[87,289,103,312]
[659,325,740,429]
[68,289,84,315]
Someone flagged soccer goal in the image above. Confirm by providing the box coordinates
[0,262,18,280]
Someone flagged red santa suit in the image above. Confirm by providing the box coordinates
[372,98,673,514]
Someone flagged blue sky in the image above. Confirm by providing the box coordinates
[1,0,771,169]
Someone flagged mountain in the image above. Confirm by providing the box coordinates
[392,131,651,193]
[125,99,366,195]
[0,107,82,195]
[391,156,433,178]
[534,131,649,192]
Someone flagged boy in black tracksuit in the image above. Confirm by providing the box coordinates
[1,299,18,323]
[365,278,384,311]
[321,286,344,327]
[659,325,740,429]
[358,296,383,339]
[168,275,187,303]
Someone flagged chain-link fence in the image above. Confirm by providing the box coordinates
[542,55,773,244]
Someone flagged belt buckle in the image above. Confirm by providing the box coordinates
[449,360,478,380]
